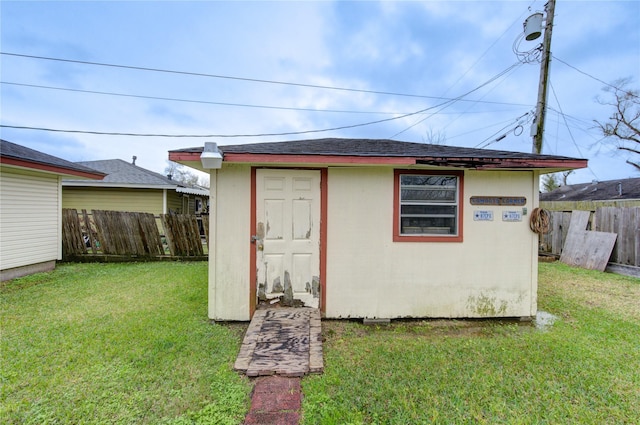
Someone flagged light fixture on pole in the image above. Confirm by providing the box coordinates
[200,142,223,169]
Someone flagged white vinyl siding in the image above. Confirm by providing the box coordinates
[0,168,61,270]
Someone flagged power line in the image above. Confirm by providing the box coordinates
[0,81,528,114]
[1,59,534,140]
[553,56,639,98]
[389,61,524,138]
[474,111,533,148]
[0,82,394,115]
[404,1,539,141]
[549,81,600,180]
[3,51,524,103]
[0,97,447,138]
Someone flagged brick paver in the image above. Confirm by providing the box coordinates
[244,376,301,425]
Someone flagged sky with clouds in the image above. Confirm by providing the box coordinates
[1,0,639,185]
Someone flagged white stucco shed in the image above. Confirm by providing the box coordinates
[170,138,587,321]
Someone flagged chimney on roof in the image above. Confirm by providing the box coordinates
[132,155,137,165]
[617,182,623,196]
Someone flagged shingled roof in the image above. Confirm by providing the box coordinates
[72,159,176,186]
[63,159,209,195]
[169,138,586,170]
[540,177,640,202]
[0,139,105,179]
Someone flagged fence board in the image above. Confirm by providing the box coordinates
[82,209,98,254]
[548,211,572,255]
[161,214,204,257]
[201,215,210,247]
[62,209,86,256]
[139,213,165,255]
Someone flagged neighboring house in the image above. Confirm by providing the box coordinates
[62,158,209,216]
[0,139,105,281]
[169,138,587,321]
[540,177,640,211]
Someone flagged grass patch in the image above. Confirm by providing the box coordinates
[302,263,640,424]
[0,262,250,424]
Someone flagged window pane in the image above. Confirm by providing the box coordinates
[398,173,459,236]
[401,217,456,235]
[401,205,457,216]
[401,188,456,202]
[401,175,457,188]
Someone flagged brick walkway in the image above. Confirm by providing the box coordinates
[244,376,302,425]
[235,307,323,425]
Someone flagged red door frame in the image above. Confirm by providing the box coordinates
[249,167,328,317]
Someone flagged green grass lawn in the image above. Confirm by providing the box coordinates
[0,262,250,425]
[2,262,639,424]
[302,263,640,424]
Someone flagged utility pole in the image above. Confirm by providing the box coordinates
[532,0,556,154]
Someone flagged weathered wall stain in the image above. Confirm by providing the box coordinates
[467,293,508,317]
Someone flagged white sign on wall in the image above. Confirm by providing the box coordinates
[474,210,494,221]
[502,211,522,222]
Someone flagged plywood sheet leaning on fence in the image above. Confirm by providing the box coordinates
[596,207,640,266]
[560,210,617,271]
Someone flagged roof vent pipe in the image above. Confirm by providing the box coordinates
[617,182,622,196]
[132,155,137,165]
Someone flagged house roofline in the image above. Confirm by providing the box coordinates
[169,151,588,171]
[0,156,106,180]
[62,181,178,190]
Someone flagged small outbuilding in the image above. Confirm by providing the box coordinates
[169,138,587,321]
[0,140,105,281]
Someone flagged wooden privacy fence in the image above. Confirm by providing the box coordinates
[62,209,209,260]
[540,207,640,267]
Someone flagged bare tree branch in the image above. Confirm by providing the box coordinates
[594,78,640,173]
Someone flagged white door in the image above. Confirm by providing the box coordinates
[255,169,321,308]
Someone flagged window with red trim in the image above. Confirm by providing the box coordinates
[393,170,464,242]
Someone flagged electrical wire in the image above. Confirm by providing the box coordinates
[1,60,531,140]
[553,56,640,98]
[437,62,526,136]
[474,111,534,148]
[439,1,536,97]
[0,81,530,114]
[389,61,523,139]
[2,51,529,104]
[0,82,398,115]
[512,33,543,64]
[549,81,600,180]
[392,1,539,139]
[0,95,450,138]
